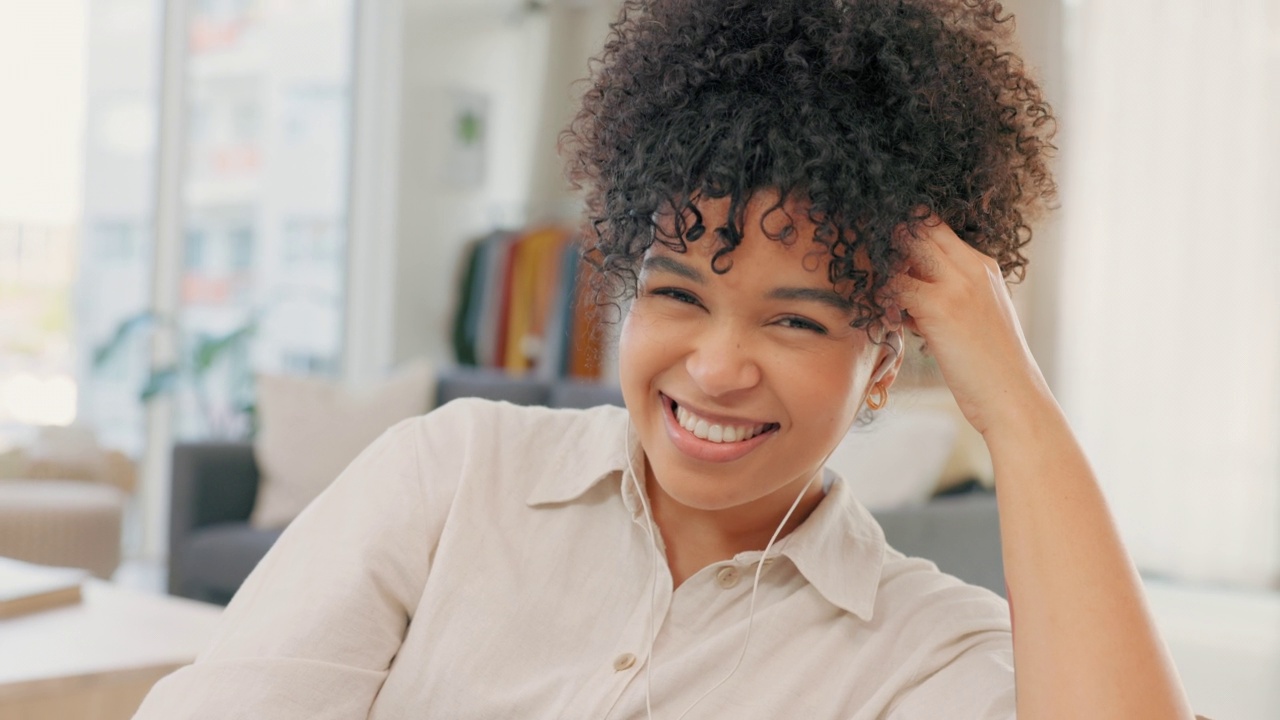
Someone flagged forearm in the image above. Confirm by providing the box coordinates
[985,388,1193,719]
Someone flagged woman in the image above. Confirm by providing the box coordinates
[136,0,1195,717]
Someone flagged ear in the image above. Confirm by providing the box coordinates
[870,330,905,387]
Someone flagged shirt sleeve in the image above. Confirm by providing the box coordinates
[133,416,439,720]
[884,633,1017,720]
[875,563,1018,720]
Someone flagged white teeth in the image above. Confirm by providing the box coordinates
[673,402,768,444]
[694,419,709,439]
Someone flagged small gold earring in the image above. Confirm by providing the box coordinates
[866,383,889,410]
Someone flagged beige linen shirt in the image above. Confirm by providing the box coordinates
[135,398,1015,719]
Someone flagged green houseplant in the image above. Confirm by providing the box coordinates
[92,310,259,440]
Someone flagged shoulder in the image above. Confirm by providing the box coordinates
[875,547,1011,636]
[868,550,1014,717]
[871,548,1013,706]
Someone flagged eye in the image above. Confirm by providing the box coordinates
[648,287,702,306]
[776,316,828,335]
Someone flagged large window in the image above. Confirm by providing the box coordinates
[0,1,130,452]
[0,0,357,559]
[173,0,353,441]
[76,0,164,457]
[76,0,354,449]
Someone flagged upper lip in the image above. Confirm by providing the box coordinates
[661,393,776,428]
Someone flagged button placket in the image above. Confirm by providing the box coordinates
[715,565,741,589]
[588,530,673,717]
[612,653,637,672]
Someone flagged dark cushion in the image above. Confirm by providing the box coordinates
[179,523,284,604]
[548,380,625,409]
[435,368,552,406]
[872,492,1005,597]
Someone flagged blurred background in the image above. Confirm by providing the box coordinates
[0,0,1276,718]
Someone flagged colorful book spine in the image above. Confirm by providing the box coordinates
[452,227,600,379]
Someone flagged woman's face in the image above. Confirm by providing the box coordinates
[618,192,899,513]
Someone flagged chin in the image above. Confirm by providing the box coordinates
[653,476,747,512]
[643,451,765,511]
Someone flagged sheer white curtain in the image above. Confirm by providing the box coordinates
[1059,0,1280,588]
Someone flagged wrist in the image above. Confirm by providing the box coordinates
[978,375,1063,447]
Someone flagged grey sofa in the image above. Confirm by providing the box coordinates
[168,369,1004,604]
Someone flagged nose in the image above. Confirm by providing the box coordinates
[685,323,762,398]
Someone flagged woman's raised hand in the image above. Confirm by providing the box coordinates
[886,216,1198,720]
[886,215,1052,439]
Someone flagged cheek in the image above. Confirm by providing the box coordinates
[616,315,641,392]
[783,355,864,435]
[617,310,649,366]
[617,307,672,390]
[620,300,689,350]
[795,380,853,427]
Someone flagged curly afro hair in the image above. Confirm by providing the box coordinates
[562,0,1057,330]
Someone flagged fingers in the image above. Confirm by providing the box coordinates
[895,222,948,283]
[896,213,1004,285]
[884,213,998,325]
[889,213,954,294]
[914,213,1005,277]
[914,213,968,258]
[882,268,930,326]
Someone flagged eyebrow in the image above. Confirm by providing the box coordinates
[641,255,704,283]
[767,287,854,313]
[640,255,854,313]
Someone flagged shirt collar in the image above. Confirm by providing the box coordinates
[524,405,633,506]
[774,472,886,621]
[524,411,887,620]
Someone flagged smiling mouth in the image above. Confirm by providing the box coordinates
[666,396,780,444]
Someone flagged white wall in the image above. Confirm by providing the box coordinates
[392,4,548,367]
[387,0,628,369]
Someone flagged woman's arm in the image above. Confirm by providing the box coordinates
[889,217,1194,719]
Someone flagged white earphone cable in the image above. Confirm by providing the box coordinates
[670,469,818,720]
[625,418,824,720]
[624,419,660,720]
[614,330,896,712]
[621,337,896,718]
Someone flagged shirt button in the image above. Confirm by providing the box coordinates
[716,565,741,589]
[613,653,637,671]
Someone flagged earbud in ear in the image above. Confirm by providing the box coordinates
[885,330,904,358]
[871,331,904,384]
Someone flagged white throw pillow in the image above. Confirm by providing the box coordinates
[27,424,109,480]
[824,399,958,511]
[892,386,994,492]
[250,360,434,529]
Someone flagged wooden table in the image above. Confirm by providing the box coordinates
[0,580,222,720]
